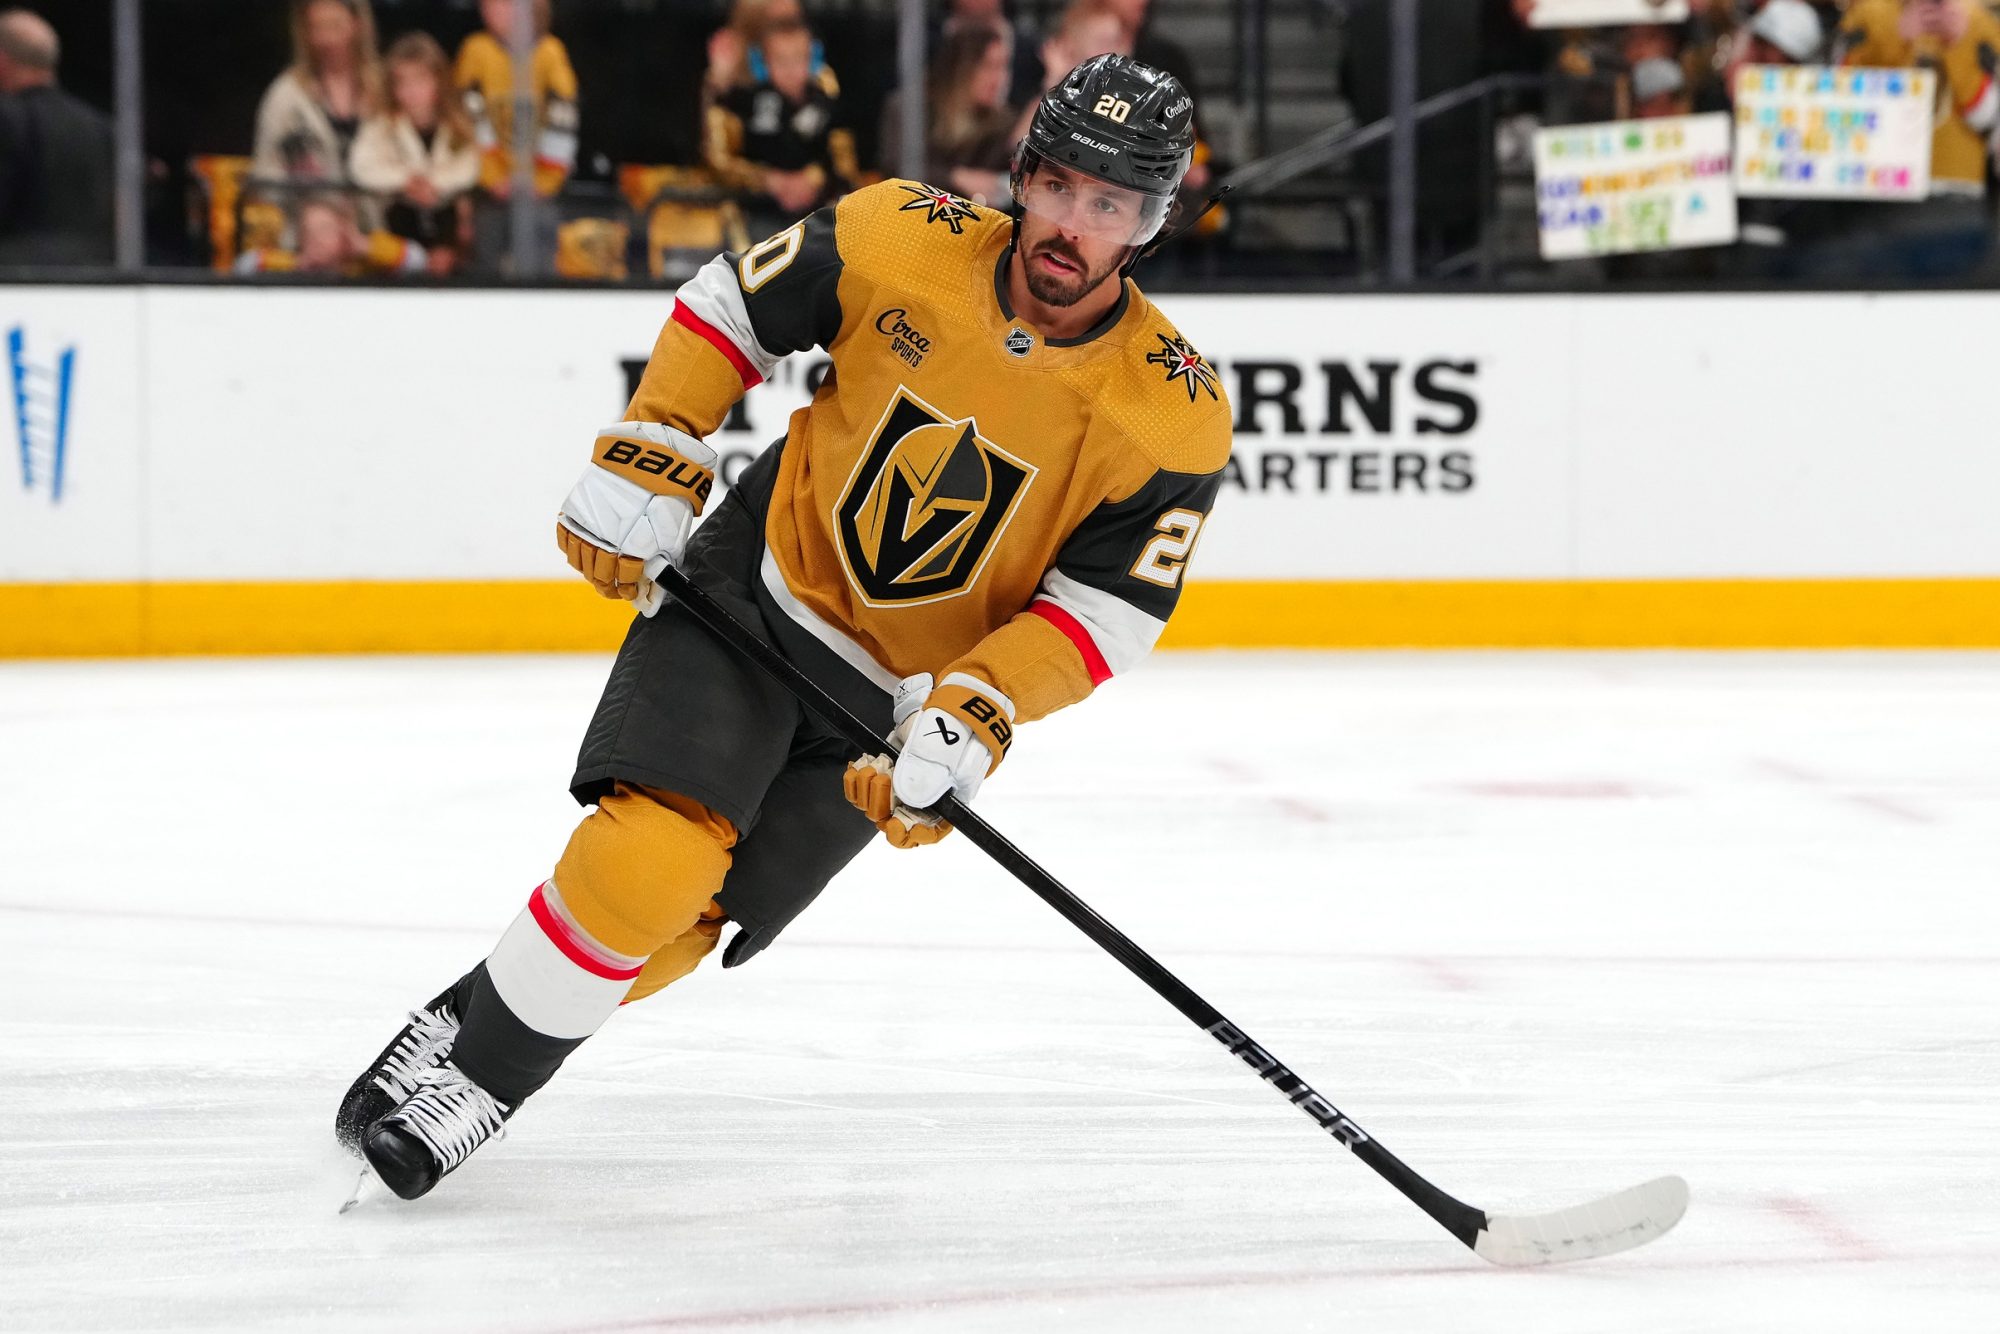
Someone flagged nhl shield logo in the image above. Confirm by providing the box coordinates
[1004,327,1034,358]
[836,387,1037,607]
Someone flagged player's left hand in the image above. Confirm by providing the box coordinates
[843,672,1015,848]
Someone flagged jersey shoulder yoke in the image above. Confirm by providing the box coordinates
[1095,296,1233,477]
[835,178,1010,297]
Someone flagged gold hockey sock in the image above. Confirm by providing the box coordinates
[621,900,728,1004]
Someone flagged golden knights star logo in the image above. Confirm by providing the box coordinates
[1145,332,1220,402]
[897,183,980,235]
[836,387,1037,607]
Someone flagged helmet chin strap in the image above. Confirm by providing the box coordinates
[1138,185,1233,264]
[1114,185,1229,276]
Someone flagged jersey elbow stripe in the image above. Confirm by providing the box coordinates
[1964,77,1998,128]
[1034,569,1170,683]
[670,301,764,390]
[1030,600,1114,686]
[673,255,783,387]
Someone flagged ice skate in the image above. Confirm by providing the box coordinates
[360,1063,512,1201]
[334,988,461,1153]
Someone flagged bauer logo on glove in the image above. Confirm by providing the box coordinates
[555,421,718,615]
[843,671,1015,848]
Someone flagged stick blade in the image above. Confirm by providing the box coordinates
[1473,1174,1689,1267]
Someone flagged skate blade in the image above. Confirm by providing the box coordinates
[338,1166,381,1214]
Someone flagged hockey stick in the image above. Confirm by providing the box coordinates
[659,564,1688,1266]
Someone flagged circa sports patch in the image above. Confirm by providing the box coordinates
[896,183,980,234]
[1145,332,1220,402]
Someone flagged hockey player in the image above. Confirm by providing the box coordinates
[337,54,1233,1202]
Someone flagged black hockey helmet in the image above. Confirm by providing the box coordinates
[1011,53,1196,247]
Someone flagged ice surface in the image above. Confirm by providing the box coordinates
[2,651,1996,1332]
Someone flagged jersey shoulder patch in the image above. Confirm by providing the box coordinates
[1097,298,1233,477]
[834,178,1011,297]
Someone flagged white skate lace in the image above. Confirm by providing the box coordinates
[370,1004,459,1103]
[390,1065,509,1173]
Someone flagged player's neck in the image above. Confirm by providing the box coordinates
[1002,250,1125,343]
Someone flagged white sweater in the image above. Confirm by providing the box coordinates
[251,71,355,185]
[348,114,482,200]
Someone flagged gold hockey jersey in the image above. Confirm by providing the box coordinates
[454,31,579,197]
[1839,0,2000,193]
[622,179,1234,725]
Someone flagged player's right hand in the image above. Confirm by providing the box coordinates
[556,421,717,616]
[842,672,1013,849]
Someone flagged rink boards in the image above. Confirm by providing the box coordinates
[1,285,1995,654]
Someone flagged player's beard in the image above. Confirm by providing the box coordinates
[1022,238,1122,308]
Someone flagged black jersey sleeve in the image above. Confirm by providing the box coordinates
[1030,466,1226,680]
[666,205,846,387]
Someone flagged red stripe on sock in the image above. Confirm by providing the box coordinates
[670,301,764,389]
[527,884,643,982]
[1029,600,1112,686]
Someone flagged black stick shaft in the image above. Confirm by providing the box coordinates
[659,565,1488,1249]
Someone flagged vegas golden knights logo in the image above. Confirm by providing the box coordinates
[836,387,1037,606]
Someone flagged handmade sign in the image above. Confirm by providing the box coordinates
[1534,113,1737,259]
[1733,65,1934,200]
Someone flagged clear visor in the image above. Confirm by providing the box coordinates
[1012,160,1173,247]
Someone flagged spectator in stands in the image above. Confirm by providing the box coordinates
[1630,54,1690,119]
[700,0,836,210]
[1505,1,1622,126]
[1620,23,1680,69]
[1760,0,2000,277]
[234,192,430,276]
[1617,24,1698,117]
[252,0,384,199]
[1045,0,1133,78]
[1725,0,1825,86]
[706,0,837,101]
[935,0,1042,107]
[455,0,578,274]
[1837,0,2000,200]
[706,18,859,234]
[0,7,114,267]
[1100,0,1196,95]
[1725,0,1846,277]
[455,0,579,201]
[704,0,759,96]
[350,33,480,276]
[877,20,1018,203]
